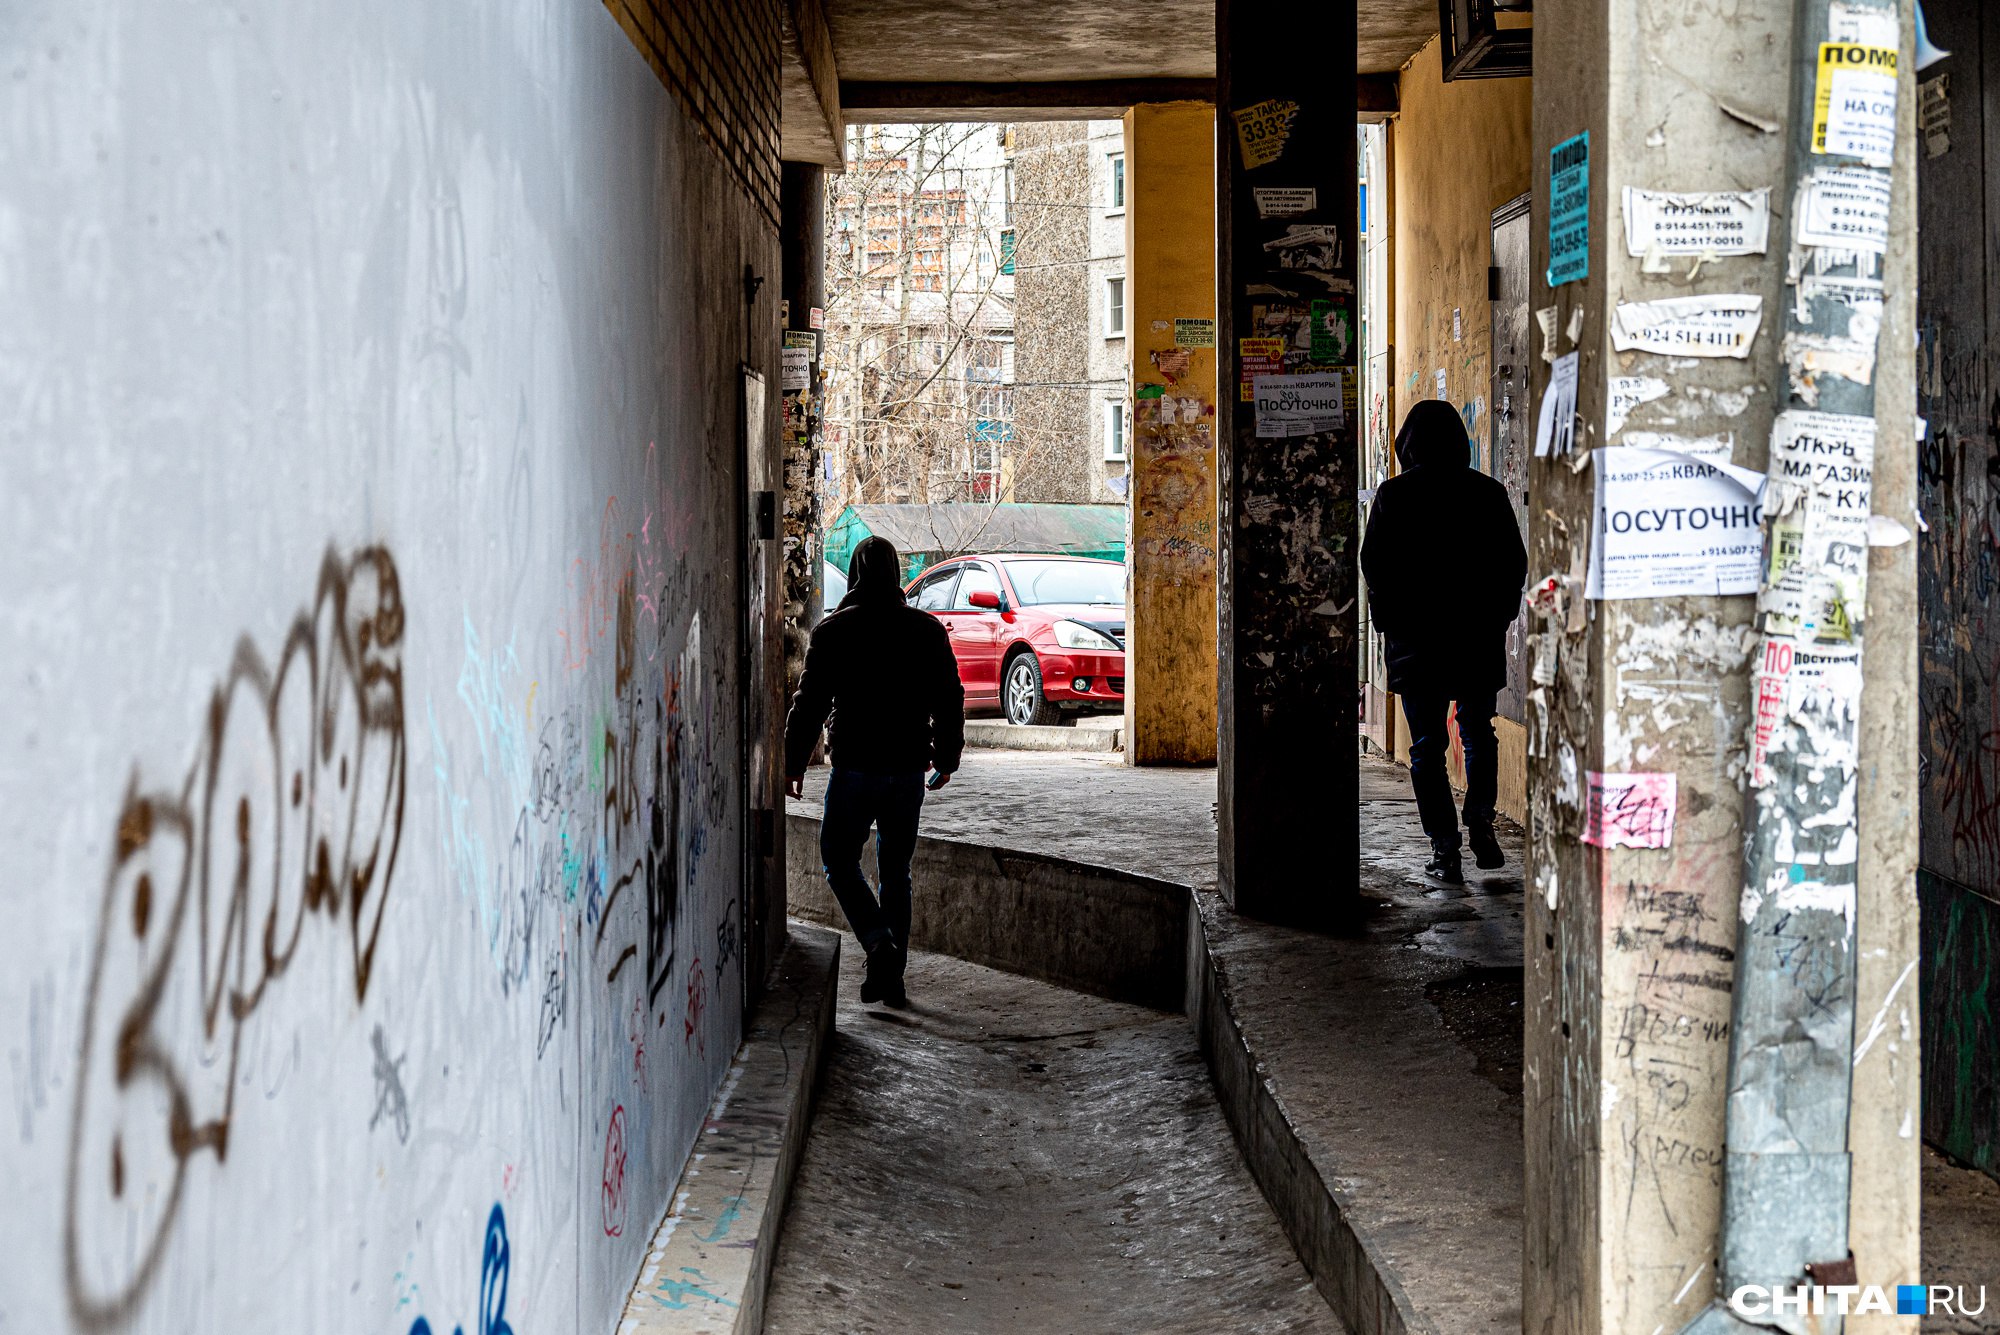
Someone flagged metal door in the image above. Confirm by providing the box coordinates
[1490,195,1532,726]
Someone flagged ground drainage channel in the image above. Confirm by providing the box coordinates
[760,947,1341,1334]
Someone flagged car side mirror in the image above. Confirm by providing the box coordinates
[968,589,1002,611]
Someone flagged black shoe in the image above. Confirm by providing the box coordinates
[860,938,898,1003]
[1424,851,1465,885]
[1467,825,1505,870]
[884,972,909,1008]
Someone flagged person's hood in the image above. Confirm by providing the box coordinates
[1394,400,1472,470]
[839,534,906,609]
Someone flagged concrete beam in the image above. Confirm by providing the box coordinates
[780,0,844,166]
[1357,72,1399,120]
[1124,102,1220,766]
[840,78,1216,122]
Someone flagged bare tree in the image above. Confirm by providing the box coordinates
[822,122,1099,519]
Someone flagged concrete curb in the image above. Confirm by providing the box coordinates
[786,811,1188,1010]
[963,719,1122,751]
[784,808,1431,1335]
[617,923,841,1335]
[1186,901,1433,1335]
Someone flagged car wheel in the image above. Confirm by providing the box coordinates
[1003,652,1062,726]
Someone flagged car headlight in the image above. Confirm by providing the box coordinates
[1052,619,1119,651]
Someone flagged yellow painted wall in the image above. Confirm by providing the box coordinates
[1123,103,1218,765]
[1385,35,1533,824]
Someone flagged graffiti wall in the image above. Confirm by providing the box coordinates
[0,0,777,1331]
[1915,0,2000,1177]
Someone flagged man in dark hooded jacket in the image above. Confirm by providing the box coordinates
[784,536,965,1003]
[1359,401,1528,884]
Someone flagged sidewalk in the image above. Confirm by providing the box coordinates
[796,750,1526,1332]
[794,748,2000,1334]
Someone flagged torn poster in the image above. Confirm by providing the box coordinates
[1435,368,1448,400]
[1582,771,1677,849]
[1252,371,1344,437]
[1262,226,1343,284]
[1610,294,1763,359]
[1796,165,1892,253]
[1233,99,1300,170]
[1751,639,1864,786]
[1253,187,1317,217]
[1587,447,1766,599]
[1813,42,1899,166]
[1548,132,1590,286]
[1757,410,1876,641]
[1621,432,1734,465]
[1622,187,1771,256]
[1238,336,1284,401]
[1535,351,1580,458]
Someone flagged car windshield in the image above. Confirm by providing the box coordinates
[1001,559,1124,607]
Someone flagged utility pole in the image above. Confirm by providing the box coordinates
[1682,0,1904,1329]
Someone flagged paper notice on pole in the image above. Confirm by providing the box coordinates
[1610,295,1763,359]
[1813,43,1899,166]
[1252,372,1344,437]
[1175,318,1217,348]
[1548,132,1591,286]
[1607,376,1671,434]
[1587,448,1767,599]
[1233,99,1300,170]
[1797,166,1892,253]
[1622,187,1771,256]
[780,345,811,391]
[1581,771,1677,849]
[1750,639,1865,786]
[1535,351,1580,458]
[1757,410,1876,641]
[1253,187,1317,217]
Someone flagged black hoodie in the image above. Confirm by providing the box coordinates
[784,536,966,776]
[1358,401,1528,696]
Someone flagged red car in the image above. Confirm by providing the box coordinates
[903,554,1127,725]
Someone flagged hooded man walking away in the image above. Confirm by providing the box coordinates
[1359,400,1528,885]
[785,536,965,1004]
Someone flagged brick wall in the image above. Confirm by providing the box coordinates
[605,0,782,226]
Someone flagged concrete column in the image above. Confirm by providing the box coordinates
[1123,102,1219,767]
[1522,3,1920,1330]
[1214,3,1358,921]
[780,160,826,699]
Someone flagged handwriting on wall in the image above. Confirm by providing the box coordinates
[408,1203,514,1335]
[64,546,407,1330]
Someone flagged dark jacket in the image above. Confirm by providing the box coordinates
[1358,401,1528,697]
[783,546,965,778]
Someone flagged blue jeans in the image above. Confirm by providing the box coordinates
[819,768,926,954]
[1402,690,1498,853]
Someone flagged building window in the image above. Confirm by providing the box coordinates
[1104,400,1128,460]
[1104,276,1125,338]
[1107,153,1126,212]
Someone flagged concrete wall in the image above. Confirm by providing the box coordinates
[0,2,780,1332]
[1386,37,1534,824]
[1124,102,1218,766]
[1523,2,1921,1330]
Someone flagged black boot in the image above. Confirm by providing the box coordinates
[884,949,909,1008]
[1466,824,1505,870]
[1424,845,1464,886]
[859,936,898,1003]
